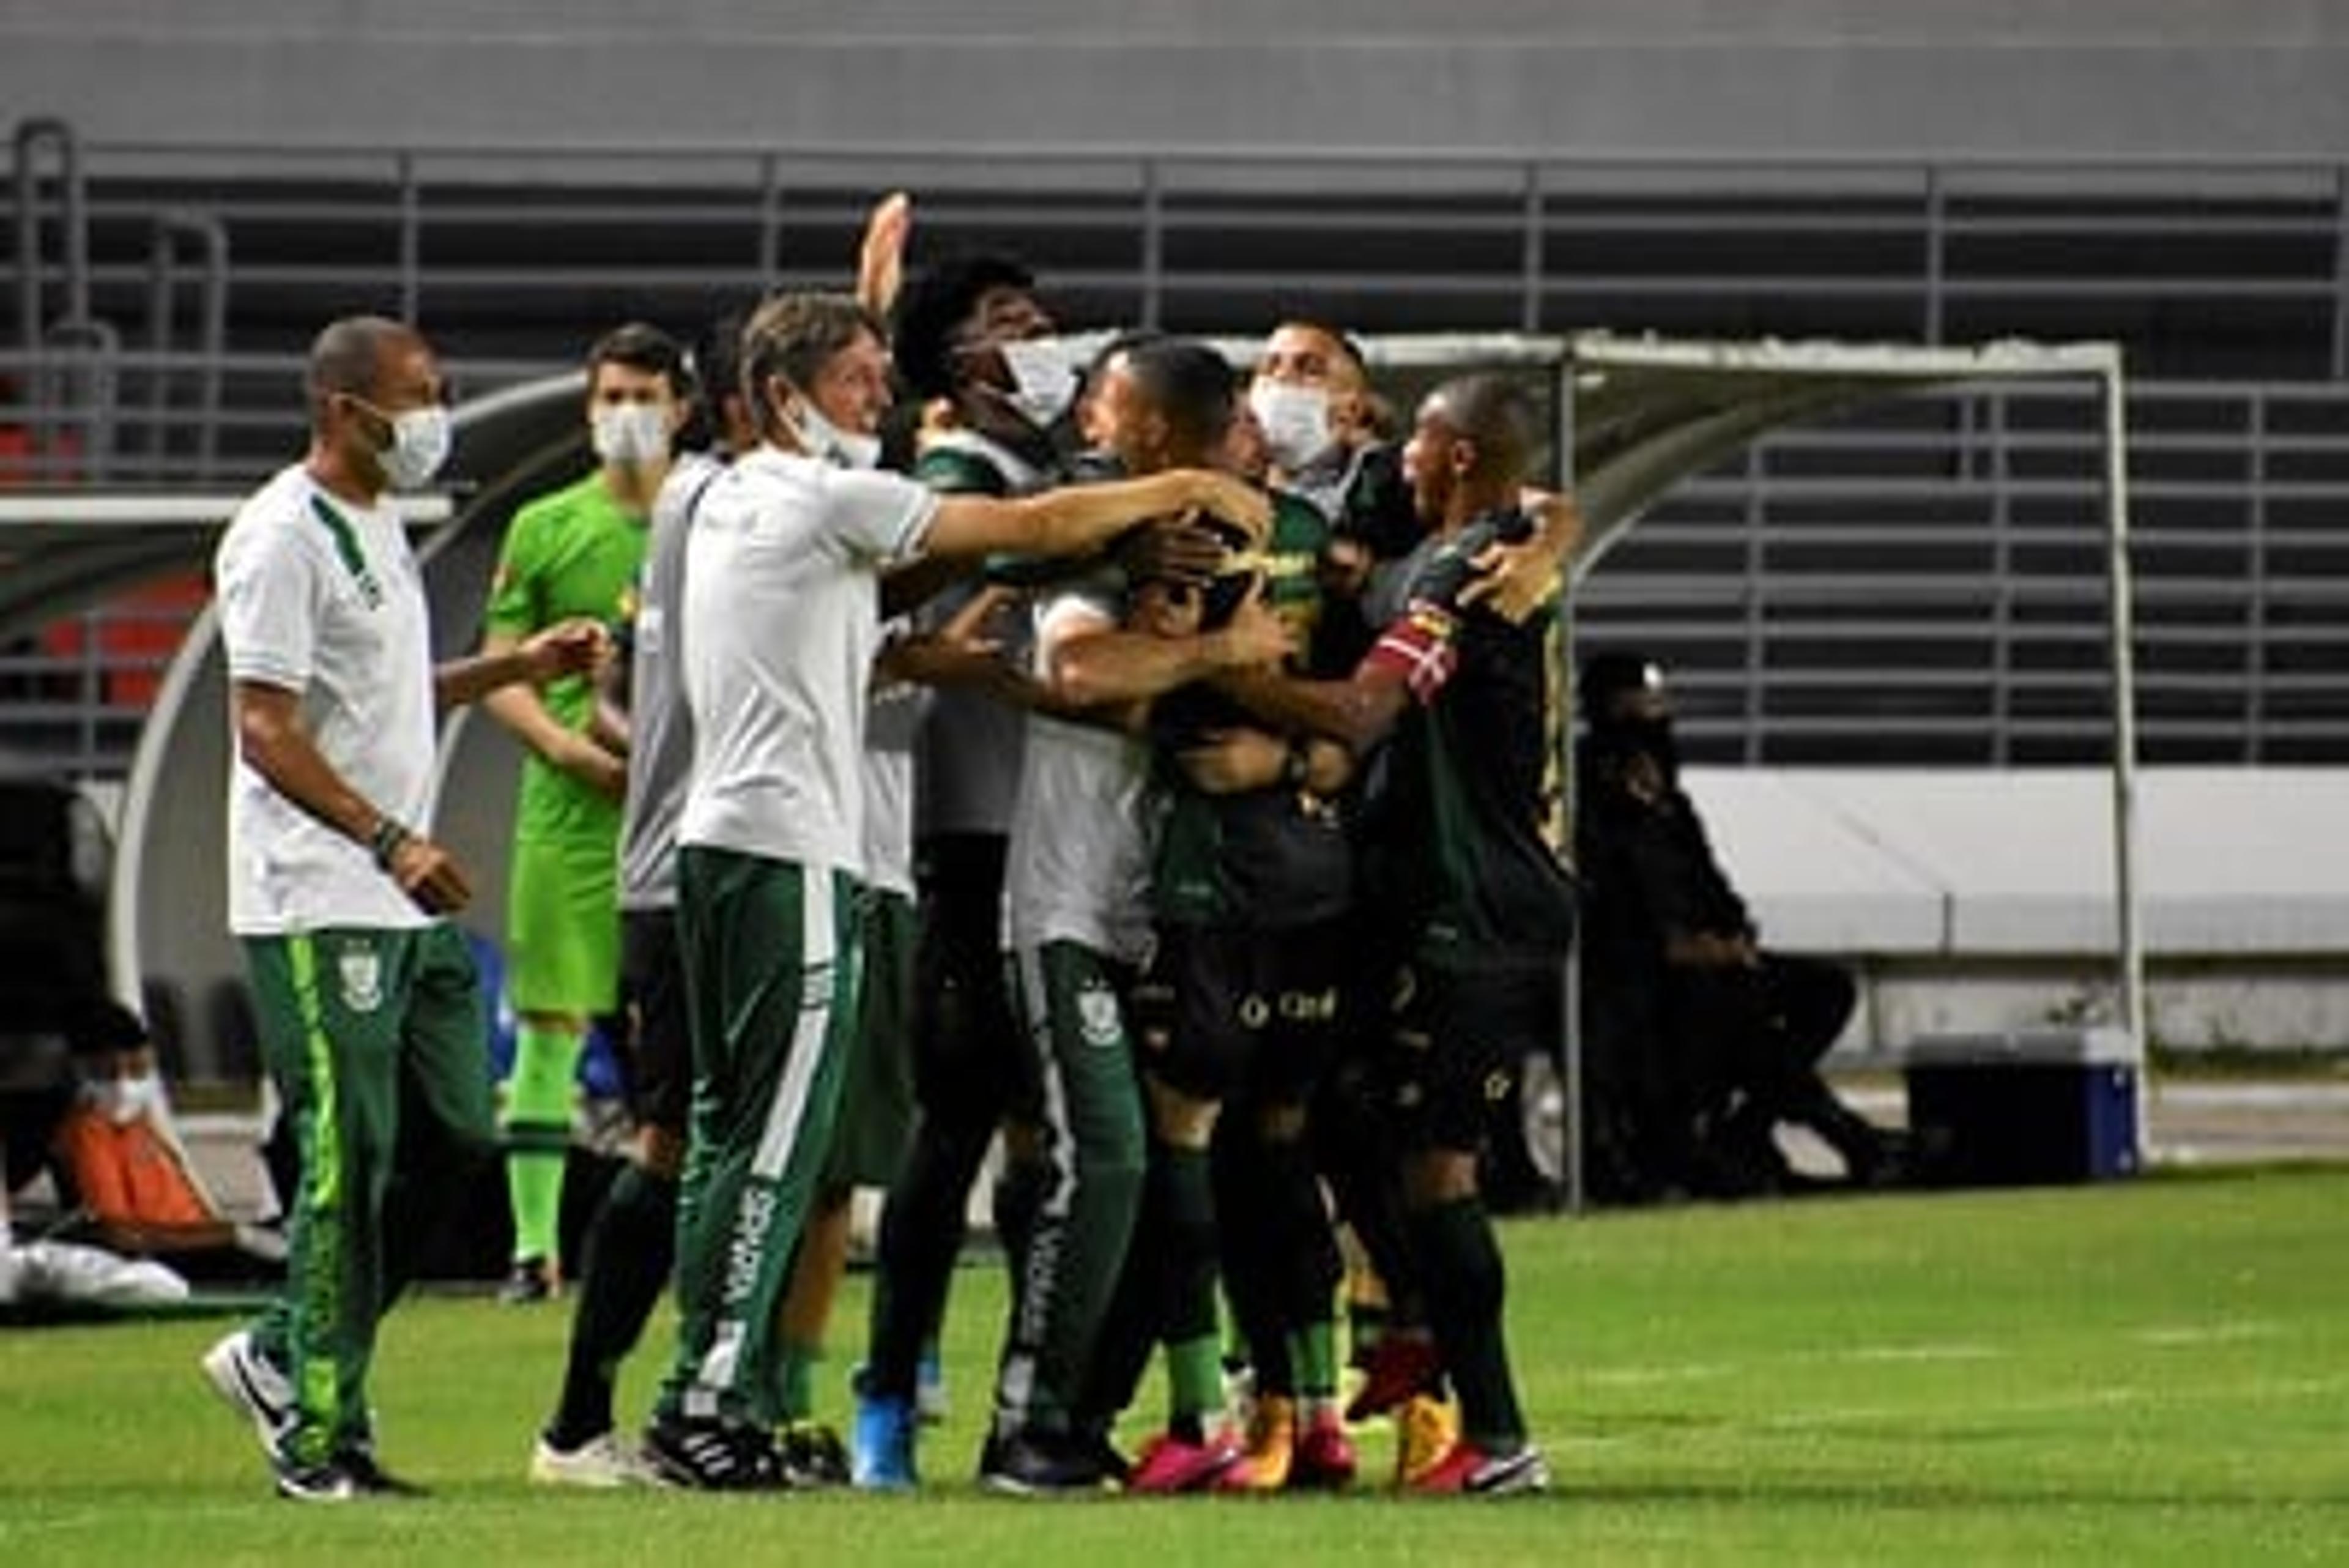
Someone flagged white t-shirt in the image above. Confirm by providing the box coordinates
[215,464,437,934]
[678,446,938,875]
[1005,584,1154,962]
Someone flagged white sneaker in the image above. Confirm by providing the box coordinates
[13,1240,187,1306]
[530,1431,669,1488]
[202,1328,295,1457]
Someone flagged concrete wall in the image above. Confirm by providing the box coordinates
[1685,766,2349,1054]
[4,0,2347,160]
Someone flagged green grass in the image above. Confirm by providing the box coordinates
[6,1169,2346,1566]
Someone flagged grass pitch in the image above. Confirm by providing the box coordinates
[4,1168,2343,1566]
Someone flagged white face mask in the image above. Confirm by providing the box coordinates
[1249,381,1335,472]
[996,336,1082,430]
[590,402,671,468]
[781,388,881,470]
[98,1072,164,1128]
[376,403,451,491]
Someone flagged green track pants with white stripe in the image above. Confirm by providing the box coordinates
[241,922,493,1467]
[658,847,864,1425]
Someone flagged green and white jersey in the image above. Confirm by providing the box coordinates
[215,464,435,934]
[617,452,724,913]
[1006,584,1155,962]
[484,470,648,845]
[678,445,938,877]
[911,429,1047,840]
[1359,508,1578,970]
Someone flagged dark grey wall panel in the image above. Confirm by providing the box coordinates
[4,1,2346,159]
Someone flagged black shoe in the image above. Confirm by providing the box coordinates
[979,1427,1113,1496]
[272,1458,358,1502]
[338,1449,429,1496]
[778,1419,851,1488]
[499,1257,557,1305]
[644,1415,785,1491]
[1077,1426,1131,1486]
[1843,1128,1921,1189]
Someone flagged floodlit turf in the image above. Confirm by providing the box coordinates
[4,1168,2345,1566]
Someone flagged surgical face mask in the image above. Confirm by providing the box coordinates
[590,402,671,467]
[780,388,881,470]
[365,401,452,491]
[1249,381,1335,471]
[98,1071,164,1127]
[996,336,1082,430]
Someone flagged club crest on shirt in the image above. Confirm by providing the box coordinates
[338,944,384,1014]
[1077,981,1123,1049]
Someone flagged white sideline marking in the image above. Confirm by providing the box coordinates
[1589,1321,2283,1389]
[1841,1343,2002,1364]
[2130,1321,2278,1346]
[1750,1372,2349,1434]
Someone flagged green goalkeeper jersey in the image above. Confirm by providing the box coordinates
[484,470,648,842]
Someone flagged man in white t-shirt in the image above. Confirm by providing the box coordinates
[199,315,603,1501]
[643,290,1269,1489]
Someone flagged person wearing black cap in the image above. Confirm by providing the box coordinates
[1576,652,1907,1198]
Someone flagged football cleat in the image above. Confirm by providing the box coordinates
[1394,1392,1461,1489]
[1291,1405,1359,1490]
[498,1255,559,1305]
[979,1427,1115,1497]
[642,1415,785,1491]
[1215,1394,1295,1492]
[850,1370,919,1491]
[1405,1438,1552,1496]
[1345,1330,1441,1422]
[201,1328,295,1460]
[530,1430,668,1488]
[1125,1430,1245,1494]
[778,1420,852,1488]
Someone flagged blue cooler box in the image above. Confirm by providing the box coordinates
[1902,1027,2141,1186]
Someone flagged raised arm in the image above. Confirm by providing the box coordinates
[922,467,1271,563]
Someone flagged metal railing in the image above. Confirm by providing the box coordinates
[3,365,2342,777]
[5,130,2347,775]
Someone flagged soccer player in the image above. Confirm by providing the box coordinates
[1213,372,1583,1495]
[1038,338,1356,1494]
[643,291,1269,1489]
[202,315,603,1499]
[480,322,691,1304]
[981,338,1295,1496]
[529,312,754,1486]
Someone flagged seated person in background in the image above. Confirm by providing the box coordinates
[46,1000,284,1283]
[1576,652,1907,1198]
[0,1000,196,1309]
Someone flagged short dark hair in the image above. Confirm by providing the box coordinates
[891,251,1036,399]
[1121,338,1238,454]
[1426,372,1538,483]
[587,320,690,399]
[304,314,414,421]
[738,291,888,436]
[672,310,750,452]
